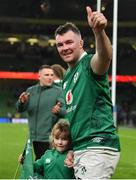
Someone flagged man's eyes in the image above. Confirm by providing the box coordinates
[57,43,63,47]
[57,41,73,47]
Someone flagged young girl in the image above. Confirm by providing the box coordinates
[33,119,75,179]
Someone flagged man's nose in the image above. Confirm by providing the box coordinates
[49,75,53,79]
[62,44,69,50]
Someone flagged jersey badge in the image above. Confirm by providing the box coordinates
[73,72,79,83]
[45,158,51,164]
[63,81,67,90]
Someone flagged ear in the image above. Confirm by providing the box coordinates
[38,72,40,80]
[79,39,84,49]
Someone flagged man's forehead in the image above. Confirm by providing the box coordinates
[40,68,54,74]
[56,30,80,42]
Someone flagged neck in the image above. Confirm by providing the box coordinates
[68,50,86,68]
[68,61,77,68]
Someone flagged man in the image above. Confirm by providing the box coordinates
[16,65,66,160]
[55,6,120,179]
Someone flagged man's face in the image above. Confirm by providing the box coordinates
[55,30,83,65]
[39,68,54,87]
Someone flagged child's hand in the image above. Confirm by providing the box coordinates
[64,150,74,168]
[18,154,24,164]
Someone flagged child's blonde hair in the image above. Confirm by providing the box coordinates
[50,119,71,149]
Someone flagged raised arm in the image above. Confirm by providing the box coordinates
[86,6,112,75]
[16,91,30,112]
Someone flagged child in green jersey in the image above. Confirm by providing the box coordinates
[19,119,74,179]
[33,119,74,179]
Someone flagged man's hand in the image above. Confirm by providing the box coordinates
[65,150,74,168]
[86,6,107,31]
[19,92,30,103]
[52,102,61,114]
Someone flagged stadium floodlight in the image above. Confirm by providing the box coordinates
[26,38,39,46]
[7,37,20,45]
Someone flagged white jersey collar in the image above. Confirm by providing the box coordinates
[79,52,87,61]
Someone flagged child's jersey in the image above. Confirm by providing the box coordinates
[34,149,74,179]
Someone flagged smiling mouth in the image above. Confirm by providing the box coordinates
[63,53,71,56]
[63,54,72,59]
[57,146,64,148]
[63,50,72,56]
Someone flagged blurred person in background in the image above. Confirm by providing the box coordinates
[55,6,120,179]
[51,64,66,87]
[16,65,66,160]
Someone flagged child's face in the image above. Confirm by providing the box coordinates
[54,137,69,152]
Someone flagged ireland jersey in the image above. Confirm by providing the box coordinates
[34,149,74,179]
[63,53,120,151]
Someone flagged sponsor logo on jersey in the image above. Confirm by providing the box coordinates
[73,72,79,83]
[67,105,77,113]
[66,90,73,105]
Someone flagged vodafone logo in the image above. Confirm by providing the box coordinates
[66,90,73,105]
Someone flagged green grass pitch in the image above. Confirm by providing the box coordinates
[0,123,136,179]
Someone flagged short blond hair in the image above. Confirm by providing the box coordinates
[50,119,71,149]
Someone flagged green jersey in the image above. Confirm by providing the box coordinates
[34,149,74,179]
[63,53,120,151]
